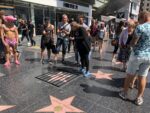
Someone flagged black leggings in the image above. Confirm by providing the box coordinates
[79,51,89,72]
[113,44,119,54]
[21,34,29,42]
[29,32,36,46]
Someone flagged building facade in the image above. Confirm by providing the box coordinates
[0,0,94,34]
[116,0,141,21]
[140,0,150,12]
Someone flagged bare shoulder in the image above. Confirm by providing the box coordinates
[51,24,54,29]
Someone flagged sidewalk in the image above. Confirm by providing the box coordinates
[0,39,150,113]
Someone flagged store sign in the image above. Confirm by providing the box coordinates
[63,0,95,5]
[117,12,125,19]
[63,2,78,9]
[101,15,109,22]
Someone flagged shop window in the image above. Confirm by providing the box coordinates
[133,2,137,10]
[0,0,13,5]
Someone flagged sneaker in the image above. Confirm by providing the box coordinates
[79,68,85,73]
[119,91,128,100]
[135,97,144,106]
[62,59,65,63]
[27,42,31,47]
[112,58,116,63]
[83,71,91,78]
[54,60,57,65]
[40,59,44,64]
[49,62,53,65]
[48,59,52,63]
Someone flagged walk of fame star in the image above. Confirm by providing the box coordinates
[113,61,122,65]
[35,96,84,113]
[92,71,113,80]
[0,105,15,112]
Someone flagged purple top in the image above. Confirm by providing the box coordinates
[119,28,128,45]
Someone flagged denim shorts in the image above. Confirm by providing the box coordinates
[126,52,150,77]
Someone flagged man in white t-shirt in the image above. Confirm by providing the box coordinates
[56,14,71,62]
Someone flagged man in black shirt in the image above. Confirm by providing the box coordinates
[21,20,30,45]
[28,20,36,46]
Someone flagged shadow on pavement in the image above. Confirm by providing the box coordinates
[62,60,79,67]
[146,82,150,88]
[25,58,41,63]
[92,57,112,62]
[105,51,113,54]
[93,66,124,72]
[95,78,124,88]
[96,78,150,89]
[55,67,80,75]
[80,84,118,98]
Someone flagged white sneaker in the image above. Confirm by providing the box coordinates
[27,42,31,47]
[135,97,144,106]
[119,91,128,100]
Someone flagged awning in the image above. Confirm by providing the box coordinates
[0,5,15,9]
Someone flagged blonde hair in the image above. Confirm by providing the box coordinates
[128,19,136,28]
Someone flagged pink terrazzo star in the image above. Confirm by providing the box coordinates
[35,96,84,113]
[92,71,113,80]
[0,105,15,112]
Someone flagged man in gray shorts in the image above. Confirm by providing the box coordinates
[119,11,150,106]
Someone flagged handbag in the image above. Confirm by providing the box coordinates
[111,39,118,46]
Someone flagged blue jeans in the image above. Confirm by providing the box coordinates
[56,38,69,55]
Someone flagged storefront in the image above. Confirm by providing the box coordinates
[0,0,93,34]
[0,0,14,15]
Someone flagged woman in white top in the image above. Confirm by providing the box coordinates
[97,23,106,59]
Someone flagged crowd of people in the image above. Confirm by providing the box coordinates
[0,10,150,106]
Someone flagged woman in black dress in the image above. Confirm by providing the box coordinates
[71,22,91,77]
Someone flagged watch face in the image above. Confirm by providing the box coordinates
[61,33,66,37]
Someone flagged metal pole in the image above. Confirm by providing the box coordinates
[130,1,133,18]
[12,0,15,16]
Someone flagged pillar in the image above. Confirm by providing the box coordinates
[30,4,35,25]
[30,4,36,35]
[88,5,92,26]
